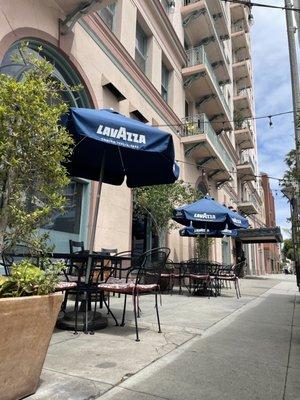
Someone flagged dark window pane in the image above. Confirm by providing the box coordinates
[45,181,83,234]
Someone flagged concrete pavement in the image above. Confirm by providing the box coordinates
[98,276,299,400]
[28,275,299,400]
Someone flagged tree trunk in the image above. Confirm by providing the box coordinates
[158,229,166,248]
[0,169,12,253]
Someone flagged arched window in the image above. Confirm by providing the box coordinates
[0,40,91,250]
[0,39,90,107]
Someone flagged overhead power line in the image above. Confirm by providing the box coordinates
[175,158,284,182]
[152,110,294,129]
[220,0,300,12]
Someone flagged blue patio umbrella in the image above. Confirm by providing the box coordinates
[173,196,249,230]
[63,107,180,282]
[64,108,179,187]
[179,226,238,238]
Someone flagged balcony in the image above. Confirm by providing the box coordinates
[233,59,252,90]
[183,46,232,128]
[236,154,255,181]
[234,123,255,150]
[206,0,230,37]
[233,88,253,118]
[231,22,251,55]
[181,0,230,82]
[237,195,259,215]
[180,114,235,182]
[230,1,250,31]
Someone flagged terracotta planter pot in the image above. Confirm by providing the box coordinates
[0,293,63,400]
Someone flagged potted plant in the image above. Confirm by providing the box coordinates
[0,259,64,400]
[0,44,74,399]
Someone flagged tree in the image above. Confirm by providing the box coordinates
[0,45,73,253]
[282,238,295,261]
[133,181,200,246]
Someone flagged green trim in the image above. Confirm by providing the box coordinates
[79,20,176,128]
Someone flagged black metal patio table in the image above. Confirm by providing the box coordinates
[2,251,132,332]
[53,252,132,332]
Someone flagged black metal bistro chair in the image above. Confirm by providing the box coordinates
[97,247,170,341]
[69,240,85,275]
[184,259,215,297]
[216,262,243,299]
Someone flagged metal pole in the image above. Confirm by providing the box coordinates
[85,151,106,285]
[285,0,300,288]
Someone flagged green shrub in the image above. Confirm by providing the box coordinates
[0,259,64,297]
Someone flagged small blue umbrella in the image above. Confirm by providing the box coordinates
[173,196,249,230]
[63,107,180,281]
[179,226,238,238]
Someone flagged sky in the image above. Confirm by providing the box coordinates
[251,0,296,238]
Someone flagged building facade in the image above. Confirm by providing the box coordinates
[261,173,281,273]
[0,0,267,270]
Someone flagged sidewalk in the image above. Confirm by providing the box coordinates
[29,275,299,400]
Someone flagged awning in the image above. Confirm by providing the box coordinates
[236,227,283,244]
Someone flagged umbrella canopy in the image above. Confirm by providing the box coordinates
[173,196,249,230]
[63,107,180,284]
[64,107,179,187]
[179,226,238,238]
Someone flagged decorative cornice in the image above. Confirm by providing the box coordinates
[81,14,181,129]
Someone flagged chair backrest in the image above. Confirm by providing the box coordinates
[101,248,118,255]
[1,252,14,276]
[136,247,170,285]
[186,259,210,275]
[104,250,143,281]
[69,240,84,254]
[232,261,246,277]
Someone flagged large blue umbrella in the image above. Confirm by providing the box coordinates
[179,226,238,238]
[173,196,249,230]
[64,108,179,186]
[63,107,179,282]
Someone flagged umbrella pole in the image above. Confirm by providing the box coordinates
[86,151,106,284]
[205,222,208,261]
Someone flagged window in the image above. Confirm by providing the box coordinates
[98,3,116,31]
[135,23,148,73]
[44,181,84,234]
[161,63,169,102]
[1,41,91,240]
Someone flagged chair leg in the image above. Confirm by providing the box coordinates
[107,292,110,315]
[155,292,162,333]
[120,294,127,326]
[137,294,141,318]
[237,279,241,298]
[234,280,239,299]
[61,290,69,312]
[103,297,119,326]
[133,294,140,342]
[84,292,89,334]
[74,290,79,335]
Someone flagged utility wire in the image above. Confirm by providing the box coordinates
[221,0,300,12]
[152,110,294,128]
[175,158,284,181]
